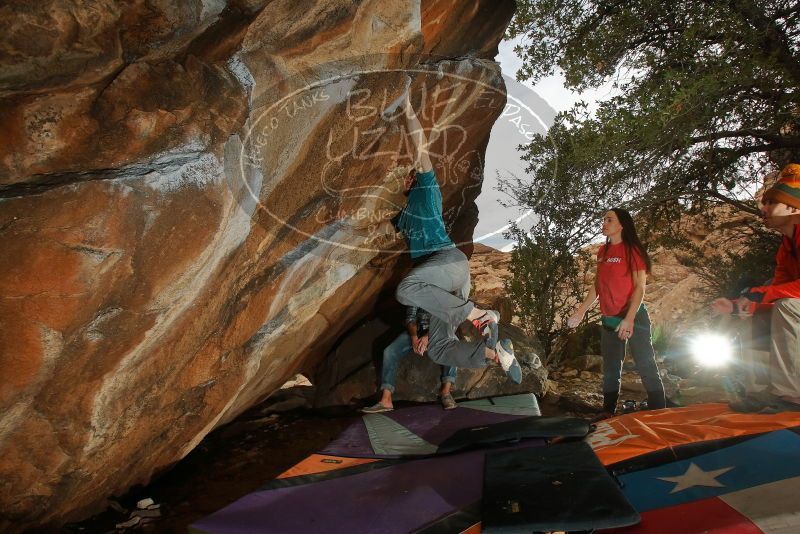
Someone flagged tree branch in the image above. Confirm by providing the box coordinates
[727,0,800,86]
[689,129,800,146]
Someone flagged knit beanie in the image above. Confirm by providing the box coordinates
[762,163,800,209]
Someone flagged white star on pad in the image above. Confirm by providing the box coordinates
[657,462,735,494]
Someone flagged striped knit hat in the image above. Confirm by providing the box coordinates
[763,163,800,209]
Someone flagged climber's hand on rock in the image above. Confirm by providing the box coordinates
[382,75,413,120]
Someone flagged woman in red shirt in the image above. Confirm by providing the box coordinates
[568,208,666,419]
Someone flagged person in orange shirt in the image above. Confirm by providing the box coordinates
[568,208,665,419]
[711,163,800,413]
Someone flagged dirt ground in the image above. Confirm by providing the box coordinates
[64,407,357,534]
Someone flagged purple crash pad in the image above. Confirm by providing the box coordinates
[321,403,530,458]
[191,441,545,534]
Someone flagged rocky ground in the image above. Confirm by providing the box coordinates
[540,355,734,417]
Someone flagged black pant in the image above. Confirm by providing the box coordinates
[600,307,665,412]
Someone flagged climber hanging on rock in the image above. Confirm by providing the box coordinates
[383,76,522,384]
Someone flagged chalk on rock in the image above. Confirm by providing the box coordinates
[381,75,413,120]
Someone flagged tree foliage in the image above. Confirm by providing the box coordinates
[503,214,594,362]
[501,2,798,362]
[684,221,782,299]
[507,0,800,222]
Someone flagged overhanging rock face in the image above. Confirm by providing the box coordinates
[0,0,515,529]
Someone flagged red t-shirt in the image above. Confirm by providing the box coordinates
[596,242,646,317]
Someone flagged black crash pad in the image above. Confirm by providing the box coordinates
[482,441,640,533]
[438,416,591,454]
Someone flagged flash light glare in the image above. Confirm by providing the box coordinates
[691,333,733,367]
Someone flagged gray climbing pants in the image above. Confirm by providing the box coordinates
[395,247,488,368]
[721,298,800,398]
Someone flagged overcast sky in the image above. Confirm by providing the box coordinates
[474,37,616,251]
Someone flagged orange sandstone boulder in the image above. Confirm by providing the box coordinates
[0,0,515,530]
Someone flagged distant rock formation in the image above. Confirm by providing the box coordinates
[470,242,514,317]
[0,0,515,529]
[468,210,765,343]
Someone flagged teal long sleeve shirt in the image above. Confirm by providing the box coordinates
[393,169,455,259]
